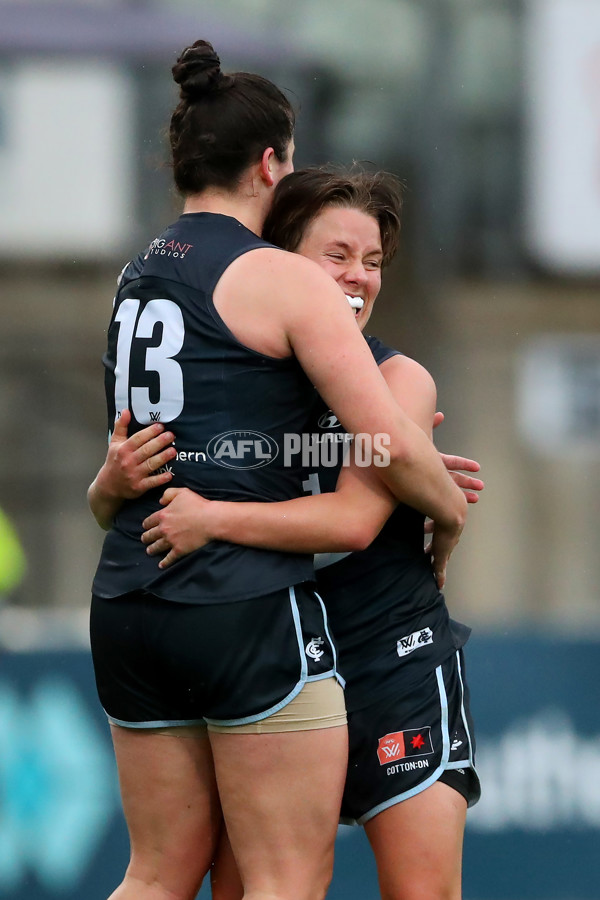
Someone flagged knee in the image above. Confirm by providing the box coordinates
[123,855,209,900]
[241,867,332,900]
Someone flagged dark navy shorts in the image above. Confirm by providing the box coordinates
[90,583,342,728]
[340,649,480,825]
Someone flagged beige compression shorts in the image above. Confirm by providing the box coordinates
[134,677,347,736]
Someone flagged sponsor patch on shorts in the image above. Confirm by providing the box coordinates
[396,627,434,658]
[376,727,434,765]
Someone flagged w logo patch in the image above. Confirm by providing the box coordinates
[396,626,433,658]
[376,727,433,765]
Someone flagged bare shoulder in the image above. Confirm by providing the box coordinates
[224,245,339,297]
[213,246,347,357]
[379,354,437,433]
[380,353,435,388]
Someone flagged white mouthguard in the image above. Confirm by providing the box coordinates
[346,294,364,310]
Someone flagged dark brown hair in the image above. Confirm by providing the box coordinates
[262,167,403,266]
[169,40,295,195]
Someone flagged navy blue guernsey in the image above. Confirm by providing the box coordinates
[93,213,315,604]
[307,335,471,712]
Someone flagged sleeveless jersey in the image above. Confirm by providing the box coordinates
[93,212,315,604]
[307,335,471,712]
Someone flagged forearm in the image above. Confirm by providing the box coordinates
[299,338,466,530]
[382,414,468,529]
[207,490,387,554]
[87,470,124,531]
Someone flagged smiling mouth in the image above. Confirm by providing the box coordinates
[345,294,364,316]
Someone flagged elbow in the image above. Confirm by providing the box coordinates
[385,438,415,468]
[439,488,468,536]
[344,517,382,553]
[91,507,112,531]
[349,532,373,553]
[87,482,113,531]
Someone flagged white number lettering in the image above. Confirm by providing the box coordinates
[114,298,139,419]
[113,298,185,424]
[302,471,321,496]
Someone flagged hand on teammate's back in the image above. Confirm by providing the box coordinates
[141,487,214,568]
[99,410,176,500]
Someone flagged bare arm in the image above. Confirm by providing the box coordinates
[139,358,426,568]
[215,250,468,583]
[140,464,394,567]
[141,410,485,572]
[142,356,475,585]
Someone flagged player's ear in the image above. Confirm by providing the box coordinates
[259,147,276,186]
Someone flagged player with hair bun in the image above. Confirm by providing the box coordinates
[88,40,468,900]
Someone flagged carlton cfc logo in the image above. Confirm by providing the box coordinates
[305,637,325,661]
[376,727,434,765]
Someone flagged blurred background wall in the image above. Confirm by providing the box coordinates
[0,0,599,898]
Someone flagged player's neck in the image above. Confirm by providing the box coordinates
[182,187,266,237]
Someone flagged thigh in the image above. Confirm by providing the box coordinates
[208,677,347,898]
[365,779,467,900]
[209,722,348,900]
[110,724,222,897]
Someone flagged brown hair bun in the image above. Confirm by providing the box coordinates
[172,40,230,99]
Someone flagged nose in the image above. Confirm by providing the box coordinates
[343,259,368,287]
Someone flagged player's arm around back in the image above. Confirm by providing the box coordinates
[215,248,467,580]
[140,358,465,569]
[310,353,449,555]
[269,251,465,519]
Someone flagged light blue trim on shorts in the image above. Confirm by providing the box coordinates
[306,671,340,682]
[312,590,346,689]
[204,585,309,728]
[204,679,307,728]
[356,662,452,825]
[447,649,478,780]
[106,713,207,729]
[456,650,475,769]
